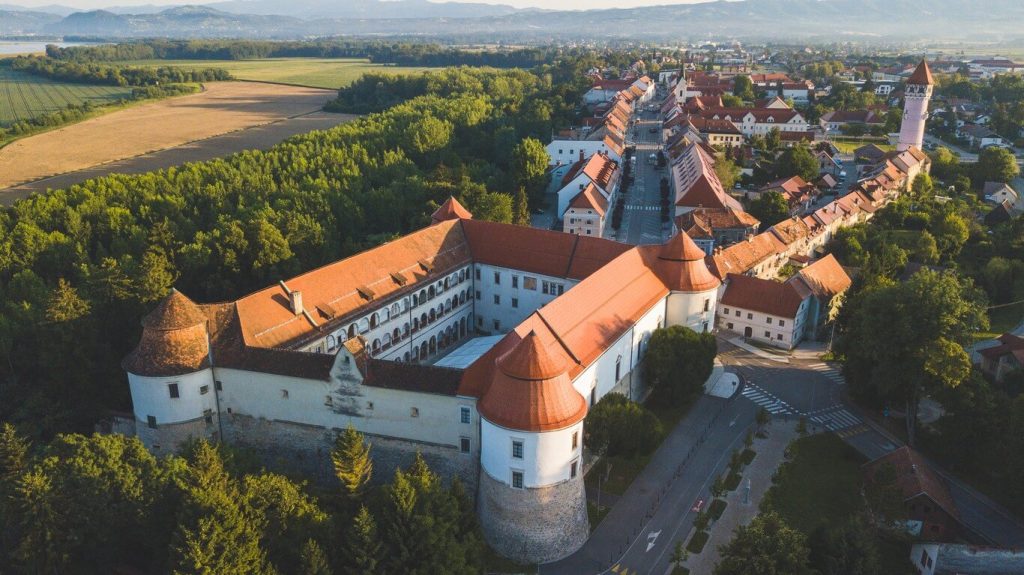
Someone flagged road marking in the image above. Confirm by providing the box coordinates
[646,530,661,552]
[741,383,796,414]
[810,406,861,431]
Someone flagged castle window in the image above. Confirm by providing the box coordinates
[325,396,333,407]
[461,437,471,453]
[767,317,773,325]
[493,271,501,285]
[147,415,157,429]
[493,295,500,305]
[475,290,481,300]
[511,470,524,489]
[512,275,519,289]
[475,268,481,280]
[615,355,622,381]
[572,431,579,450]
[571,460,578,479]
[215,380,223,391]
[747,312,753,320]
[764,331,771,338]
[168,383,179,399]
[281,389,289,399]
[367,401,374,411]
[779,320,785,327]
[727,323,734,330]
[523,276,537,291]
[410,407,419,418]
[704,298,710,312]
[203,409,213,425]
[493,319,501,331]
[512,440,524,459]
[460,406,471,424]
[735,310,740,317]
[200,385,209,395]
[512,298,518,309]
[777,334,783,341]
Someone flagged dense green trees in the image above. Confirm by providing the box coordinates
[974,146,1020,184]
[714,511,814,575]
[645,326,717,407]
[332,425,373,501]
[0,428,483,574]
[748,191,791,230]
[11,55,231,86]
[0,67,566,439]
[584,393,664,457]
[773,145,820,182]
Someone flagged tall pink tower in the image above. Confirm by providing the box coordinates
[897,59,935,152]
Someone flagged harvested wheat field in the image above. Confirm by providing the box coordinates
[0,81,337,191]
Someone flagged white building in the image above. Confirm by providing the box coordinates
[546,136,623,167]
[553,152,619,217]
[699,107,810,137]
[897,60,934,152]
[123,198,722,565]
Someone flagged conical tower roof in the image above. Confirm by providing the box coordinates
[655,233,721,293]
[477,331,587,432]
[123,289,211,377]
[907,59,934,86]
[141,288,207,330]
[431,196,473,224]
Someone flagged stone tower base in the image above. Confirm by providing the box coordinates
[477,470,589,564]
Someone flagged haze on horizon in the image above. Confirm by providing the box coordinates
[9,0,710,10]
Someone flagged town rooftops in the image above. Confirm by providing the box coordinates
[863,446,959,520]
[569,183,608,217]
[720,273,806,318]
[907,59,935,85]
[705,232,788,280]
[672,143,743,211]
[978,333,1024,365]
[796,254,851,300]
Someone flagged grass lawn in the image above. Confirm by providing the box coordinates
[761,433,865,534]
[121,58,436,89]
[587,501,611,531]
[741,448,756,465]
[832,140,896,154]
[686,530,710,554]
[725,471,742,491]
[973,300,1024,341]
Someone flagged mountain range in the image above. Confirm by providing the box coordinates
[2,0,1023,42]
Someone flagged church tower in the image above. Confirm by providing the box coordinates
[897,59,934,152]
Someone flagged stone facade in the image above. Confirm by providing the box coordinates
[221,413,479,491]
[477,469,589,564]
[136,414,219,455]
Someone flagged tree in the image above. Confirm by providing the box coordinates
[839,269,987,445]
[331,425,372,501]
[512,137,550,203]
[244,472,331,574]
[298,539,333,575]
[756,407,771,432]
[645,326,717,406]
[733,75,755,100]
[714,156,741,191]
[807,518,882,575]
[774,145,819,182]
[974,145,1020,184]
[749,191,791,229]
[910,173,934,200]
[46,278,90,322]
[721,94,744,107]
[342,506,382,575]
[715,511,814,575]
[765,127,782,151]
[928,147,961,181]
[170,441,272,575]
[0,423,30,564]
[513,186,530,226]
[584,393,664,457]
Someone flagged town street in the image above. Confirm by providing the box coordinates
[618,108,670,245]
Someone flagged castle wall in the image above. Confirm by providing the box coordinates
[136,413,219,455]
[471,263,577,334]
[477,469,589,564]
[666,287,718,333]
[129,369,217,427]
[481,419,583,488]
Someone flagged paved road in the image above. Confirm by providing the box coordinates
[0,111,358,204]
[618,109,670,246]
[542,338,848,575]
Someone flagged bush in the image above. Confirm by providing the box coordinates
[726,471,742,491]
[741,448,757,465]
[709,498,727,520]
[686,530,709,554]
[584,393,664,457]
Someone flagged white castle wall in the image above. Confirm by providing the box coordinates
[480,419,583,488]
[129,369,217,426]
[471,263,576,334]
[665,287,718,334]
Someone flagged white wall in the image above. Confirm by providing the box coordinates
[716,299,807,349]
[557,173,594,217]
[909,543,939,575]
[546,140,621,168]
[472,264,576,334]
[214,366,479,453]
[665,288,718,334]
[129,369,217,426]
[481,419,583,488]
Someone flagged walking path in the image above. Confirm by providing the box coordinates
[682,422,799,574]
[726,337,790,363]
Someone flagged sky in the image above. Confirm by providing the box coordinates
[10,0,710,10]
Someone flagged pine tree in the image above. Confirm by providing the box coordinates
[0,422,29,560]
[46,278,91,323]
[343,506,382,575]
[298,539,333,575]
[331,425,372,501]
[513,186,531,226]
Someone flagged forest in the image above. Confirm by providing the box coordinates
[10,55,232,87]
[0,424,483,574]
[0,65,582,440]
[45,39,568,68]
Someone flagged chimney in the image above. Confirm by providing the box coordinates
[579,149,585,162]
[289,290,303,316]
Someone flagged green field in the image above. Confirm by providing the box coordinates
[123,58,436,90]
[0,67,133,128]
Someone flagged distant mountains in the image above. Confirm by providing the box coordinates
[2,0,1023,42]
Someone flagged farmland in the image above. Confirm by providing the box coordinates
[0,66,133,128]
[0,81,338,192]
[121,58,435,89]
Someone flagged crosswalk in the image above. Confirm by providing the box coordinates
[741,382,797,415]
[807,406,862,432]
[807,362,845,385]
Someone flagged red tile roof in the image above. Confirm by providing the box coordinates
[706,232,788,279]
[720,273,806,318]
[569,183,608,217]
[123,290,211,377]
[907,59,935,86]
[796,254,852,299]
[656,233,722,292]
[672,143,744,211]
[863,446,958,520]
[431,196,473,223]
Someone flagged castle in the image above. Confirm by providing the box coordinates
[123,199,720,564]
[898,59,934,152]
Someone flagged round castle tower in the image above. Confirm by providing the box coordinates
[897,59,934,152]
[657,232,722,332]
[476,331,590,564]
[122,289,218,453]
